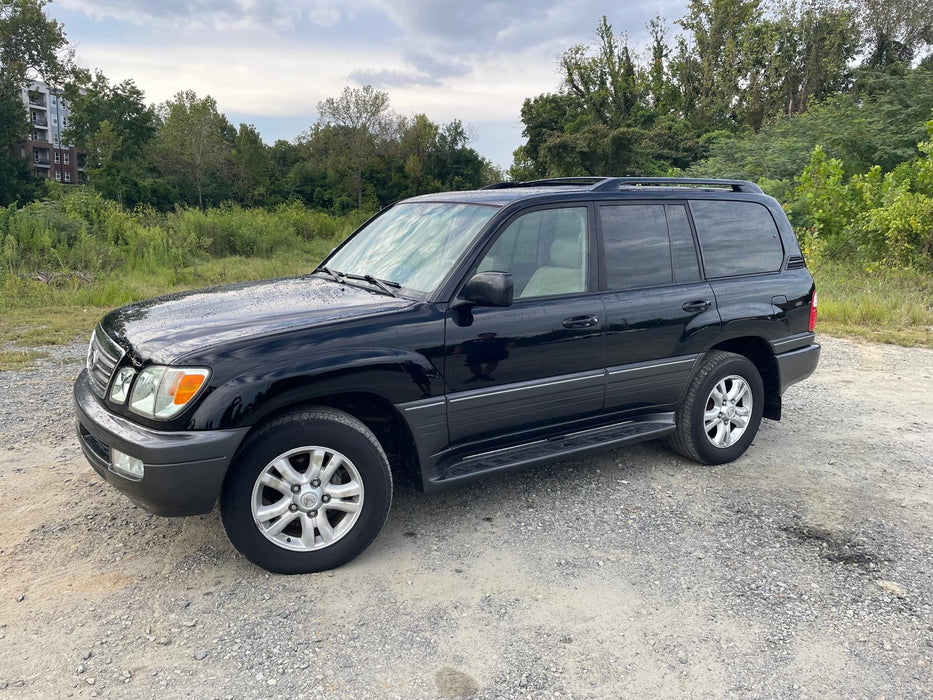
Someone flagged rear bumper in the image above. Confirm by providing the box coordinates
[775,343,821,394]
[74,370,248,516]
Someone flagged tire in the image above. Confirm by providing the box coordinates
[220,407,392,574]
[669,351,764,465]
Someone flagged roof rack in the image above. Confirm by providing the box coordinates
[482,177,763,194]
[590,177,762,194]
[481,177,605,190]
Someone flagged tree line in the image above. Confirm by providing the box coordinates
[2,0,933,272]
[512,0,933,180]
[0,2,499,211]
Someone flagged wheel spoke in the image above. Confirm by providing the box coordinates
[710,384,726,406]
[325,499,360,514]
[299,512,317,549]
[255,497,291,522]
[315,511,335,542]
[260,472,291,495]
[729,380,749,402]
[265,510,299,536]
[273,457,304,485]
[306,449,325,482]
[712,421,728,446]
[320,454,344,485]
[325,482,361,499]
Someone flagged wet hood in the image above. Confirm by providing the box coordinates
[101,275,412,363]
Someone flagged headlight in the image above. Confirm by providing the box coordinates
[109,367,136,404]
[129,366,210,420]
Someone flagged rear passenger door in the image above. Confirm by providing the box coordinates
[687,199,788,338]
[597,201,721,412]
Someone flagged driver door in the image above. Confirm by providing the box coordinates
[443,205,606,445]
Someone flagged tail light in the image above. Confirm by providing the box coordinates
[808,290,818,332]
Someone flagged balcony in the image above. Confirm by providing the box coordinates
[34,158,50,167]
[31,114,48,127]
[28,93,47,109]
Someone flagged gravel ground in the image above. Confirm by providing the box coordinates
[0,336,931,699]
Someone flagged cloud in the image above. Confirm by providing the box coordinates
[55,0,692,166]
[348,68,441,89]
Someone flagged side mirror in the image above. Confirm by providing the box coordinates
[460,271,513,308]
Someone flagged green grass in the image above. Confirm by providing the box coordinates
[0,244,340,371]
[0,349,49,371]
[813,262,933,347]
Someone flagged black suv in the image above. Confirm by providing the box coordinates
[74,177,820,573]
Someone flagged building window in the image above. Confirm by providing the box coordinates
[19,146,26,158]
[54,151,60,164]
[55,171,61,181]
[64,171,71,183]
[63,153,70,165]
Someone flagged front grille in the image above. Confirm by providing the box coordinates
[86,325,125,399]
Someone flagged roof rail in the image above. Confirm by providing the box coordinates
[481,177,605,190]
[590,177,763,194]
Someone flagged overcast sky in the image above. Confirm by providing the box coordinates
[52,0,687,168]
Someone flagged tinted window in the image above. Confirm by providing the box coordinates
[477,208,588,298]
[666,205,701,282]
[690,200,784,277]
[600,205,672,290]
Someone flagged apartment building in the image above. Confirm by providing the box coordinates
[16,80,83,184]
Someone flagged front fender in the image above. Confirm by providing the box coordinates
[187,347,442,430]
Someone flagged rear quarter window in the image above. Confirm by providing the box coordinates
[689,200,784,278]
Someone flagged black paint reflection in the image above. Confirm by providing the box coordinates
[453,332,516,382]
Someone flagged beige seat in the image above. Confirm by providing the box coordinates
[520,223,585,298]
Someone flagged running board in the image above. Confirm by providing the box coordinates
[430,414,676,487]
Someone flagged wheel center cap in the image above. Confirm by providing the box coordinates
[725,406,736,418]
[299,491,320,510]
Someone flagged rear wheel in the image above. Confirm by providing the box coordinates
[670,351,764,465]
[221,407,392,574]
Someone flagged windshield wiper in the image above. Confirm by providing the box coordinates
[344,273,400,297]
[314,266,346,284]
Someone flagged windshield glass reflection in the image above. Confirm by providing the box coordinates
[326,202,497,295]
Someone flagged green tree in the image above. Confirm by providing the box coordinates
[316,85,394,208]
[231,123,273,206]
[0,0,73,205]
[857,0,933,67]
[63,71,157,205]
[151,90,232,209]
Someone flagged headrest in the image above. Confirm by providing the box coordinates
[550,222,583,268]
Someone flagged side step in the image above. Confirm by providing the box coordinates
[430,415,676,487]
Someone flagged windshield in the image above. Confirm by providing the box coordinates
[324,202,497,295]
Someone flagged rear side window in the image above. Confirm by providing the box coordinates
[599,203,701,290]
[690,200,784,277]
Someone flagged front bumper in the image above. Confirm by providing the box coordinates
[74,370,249,516]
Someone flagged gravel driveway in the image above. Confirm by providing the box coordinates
[0,336,931,699]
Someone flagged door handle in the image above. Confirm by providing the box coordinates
[562,315,600,329]
[682,299,712,313]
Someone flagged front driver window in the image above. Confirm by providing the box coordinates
[477,207,588,298]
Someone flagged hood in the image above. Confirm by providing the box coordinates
[101,275,412,363]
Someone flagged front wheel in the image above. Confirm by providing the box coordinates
[221,407,392,574]
[669,351,764,465]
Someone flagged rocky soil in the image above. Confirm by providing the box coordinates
[0,336,931,698]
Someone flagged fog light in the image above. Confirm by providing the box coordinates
[111,448,144,480]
